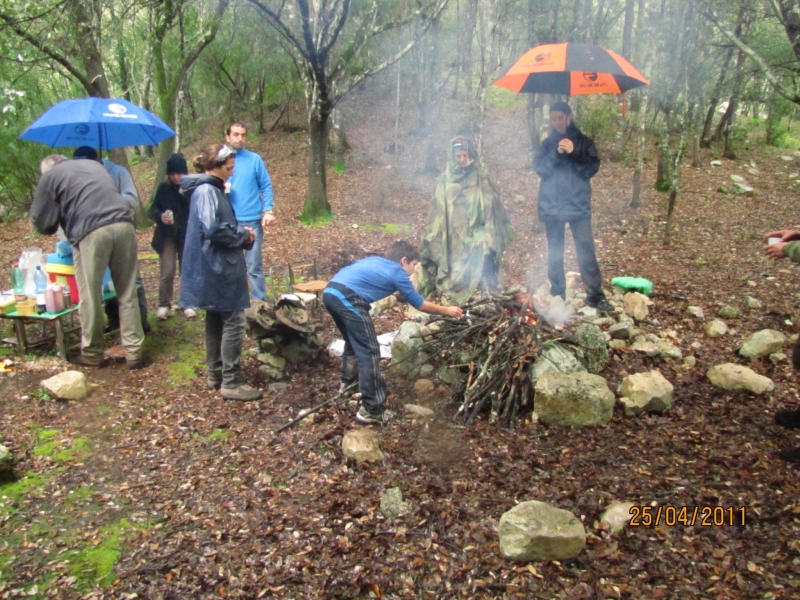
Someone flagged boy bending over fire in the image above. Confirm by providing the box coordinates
[323,241,463,424]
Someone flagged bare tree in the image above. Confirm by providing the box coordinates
[246,0,448,222]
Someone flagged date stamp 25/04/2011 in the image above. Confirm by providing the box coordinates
[629,506,746,527]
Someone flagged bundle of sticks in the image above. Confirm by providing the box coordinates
[420,290,546,426]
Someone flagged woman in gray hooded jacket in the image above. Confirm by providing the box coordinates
[180,143,262,401]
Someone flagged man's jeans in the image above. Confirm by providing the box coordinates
[205,310,247,388]
[323,283,386,415]
[239,219,265,301]
[544,218,606,305]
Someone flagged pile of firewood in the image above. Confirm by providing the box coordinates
[420,290,551,427]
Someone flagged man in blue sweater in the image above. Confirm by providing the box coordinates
[324,241,463,424]
[225,122,276,301]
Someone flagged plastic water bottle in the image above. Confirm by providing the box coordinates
[34,266,47,314]
[11,266,25,301]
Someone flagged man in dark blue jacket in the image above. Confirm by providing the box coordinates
[533,101,612,313]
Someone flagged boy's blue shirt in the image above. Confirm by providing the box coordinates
[228,148,273,221]
[329,257,424,308]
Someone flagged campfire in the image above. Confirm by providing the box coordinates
[418,288,572,427]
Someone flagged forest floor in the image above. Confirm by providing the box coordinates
[3,92,800,599]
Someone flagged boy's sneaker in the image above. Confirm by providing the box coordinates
[355,406,395,424]
[775,409,800,429]
[221,384,263,401]
[157,307,171,320]
[183,308,197,319]
[588,299,615,314]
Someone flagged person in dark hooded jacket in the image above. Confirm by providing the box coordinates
[533,101,612,314]
[150,153,192,320]
[180,143,262,402]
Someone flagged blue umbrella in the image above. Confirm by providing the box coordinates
[18,97,175,150]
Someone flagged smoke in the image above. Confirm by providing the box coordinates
[533,293,574,327]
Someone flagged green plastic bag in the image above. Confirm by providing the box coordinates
[611,276,653,296]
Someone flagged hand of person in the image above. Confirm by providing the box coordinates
[262,212,276,228]
[558,139,574,154]
[442,305,464,318]
[161,212,173,225]
[766,241,788,260]
[243,226,255,244]
[766,229,800,242]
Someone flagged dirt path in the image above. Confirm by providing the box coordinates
[2,96,800,598]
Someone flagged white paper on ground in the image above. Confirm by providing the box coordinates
[328,329,398,359]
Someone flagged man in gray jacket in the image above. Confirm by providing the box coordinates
[533,101,612,314]
[31,155,147,369]
[72,146,150,333]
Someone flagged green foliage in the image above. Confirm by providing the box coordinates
[575,96,620,142]
[332,158,346,175]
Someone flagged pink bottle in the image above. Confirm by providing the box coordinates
[44,285,56,314]
[52,284,65,313]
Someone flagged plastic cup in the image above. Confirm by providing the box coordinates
[768,237,781,245]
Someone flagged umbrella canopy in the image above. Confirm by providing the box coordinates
[19,97,175,150]
[492,43,648,96]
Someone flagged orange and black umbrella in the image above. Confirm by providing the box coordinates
[492,43,648,96]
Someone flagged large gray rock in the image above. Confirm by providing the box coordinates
[631,337,660,357]
[656,340,682,360]
[391,321,424,375]
[718,305,740,320]
[0,444,12,472]
[618,371,674,416]
[608,322,632,340]
[707,363,774,395]
[498,500,586,561]
[380,487,410,519]
[739,329,786,359]
[534,372,615,426]
[530,343,586,383]
[745,296,762,309]
[435,365,466,385]
[599,502,635,533]
[342,429,383,462]
[687,306,704,319]
[574,323,609,374]
[704,319,728,338]
[41,371,89,401]
[623,292,652,322]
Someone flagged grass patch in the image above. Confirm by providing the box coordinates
[206,428,231,442]
[138,253,159,260]
[0,472,47,516]
[332,158,345,175]
[299,211,334,226]
[70,518,136,590]
[31,430,94,463]
[53,437,92,463]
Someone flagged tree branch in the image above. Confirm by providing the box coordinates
[0,12,95,95]
[700,4,800,104]
[246,0,313,63]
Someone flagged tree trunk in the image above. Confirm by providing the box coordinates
[475,0,501,162]
[622,0,635,58]
[302,110,333,222]
[630,65,651,207]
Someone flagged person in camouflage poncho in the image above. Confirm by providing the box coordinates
[420,137,513,304]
